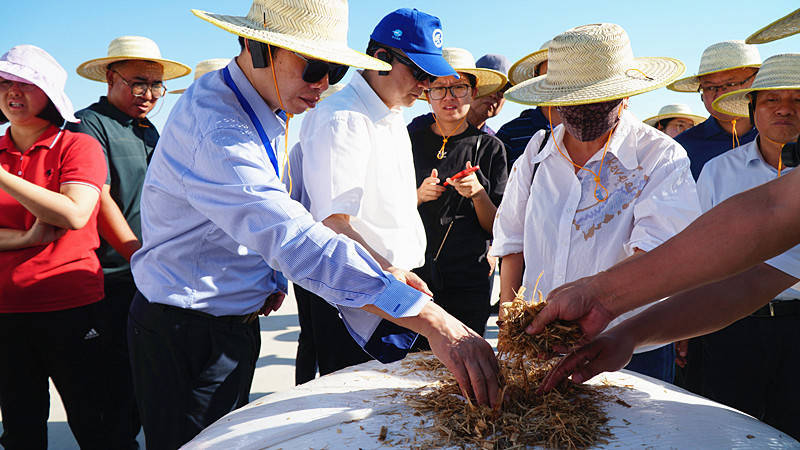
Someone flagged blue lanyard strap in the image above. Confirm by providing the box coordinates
[222,66,280,176]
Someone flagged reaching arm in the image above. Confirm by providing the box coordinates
[97,184,141,261]
[539,263,796,391]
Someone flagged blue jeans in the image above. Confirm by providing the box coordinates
[624,344,675,384]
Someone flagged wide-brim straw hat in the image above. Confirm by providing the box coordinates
[507,40,552,85]
[668,41,761,92]
[747,8,800,44]
[192,0,390,72]
[0,45,78,122]
[77,36,191,82]
[171,58,230,94]
[505,24,685,107]
[643,104,706,127]
[712,53,800,118]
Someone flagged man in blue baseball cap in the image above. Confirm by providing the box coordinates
[289,8,477,384]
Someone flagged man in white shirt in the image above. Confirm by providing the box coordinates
[693,54,800,437]
[492,23,699,383]
[289,8,458,383]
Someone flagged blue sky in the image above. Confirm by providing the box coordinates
[2,1,797,143]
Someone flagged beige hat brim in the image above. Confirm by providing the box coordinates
[505,56,685,106]
[713,85,800,117]
[192,9,390,71]
[667,64,761,92]
[747,8,800,44]
[169,88,187,95]
[508,48,548,85]
[643,112,706,127]
[77,56,191,82]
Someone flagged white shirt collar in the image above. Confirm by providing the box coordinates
[531,111,640,170]
[349,71,395,122]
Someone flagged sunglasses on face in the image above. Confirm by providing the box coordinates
[293,52,349,85]
[384,49,438,83]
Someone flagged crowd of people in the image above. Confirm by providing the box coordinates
[1,0,798,448]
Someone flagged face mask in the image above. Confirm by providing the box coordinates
[556,99,623,142]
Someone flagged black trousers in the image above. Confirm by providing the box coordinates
[0,301,110,450]
[294,285,371,385]
[700,313,800,439]
[127,291,260,450]
[103,276,141,449]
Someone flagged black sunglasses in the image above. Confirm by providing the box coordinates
[384,49,437,83]
[293,52,349,85]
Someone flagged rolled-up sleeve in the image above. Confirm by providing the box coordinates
[490,131,545,257]
[183,126,429,317]
[626,144,701,253]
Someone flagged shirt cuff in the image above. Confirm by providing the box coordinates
[372,278,430,318]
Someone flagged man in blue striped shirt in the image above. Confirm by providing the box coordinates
[127,2,499,448]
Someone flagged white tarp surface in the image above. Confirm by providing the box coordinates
[184,353,799,449]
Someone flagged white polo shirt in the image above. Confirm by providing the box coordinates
[697,138,800,300]
[491,112,701,351]
[294,71,425,269]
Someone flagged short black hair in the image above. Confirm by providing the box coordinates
[238,36,279,57]
[366,39,384,58]
[655,118,672,130]
[461,72,477,89]
[0,99,63,126]
[748,91,758,124]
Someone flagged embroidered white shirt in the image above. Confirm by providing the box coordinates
[697,138,800,299]
[491,112,701,351]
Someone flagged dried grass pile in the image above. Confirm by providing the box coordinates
[404,283,622,449]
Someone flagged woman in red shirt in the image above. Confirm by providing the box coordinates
[0,45,109,449]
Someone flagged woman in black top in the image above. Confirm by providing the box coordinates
[409,49,508,339]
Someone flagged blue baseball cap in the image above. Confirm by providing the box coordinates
[370,8,457,78]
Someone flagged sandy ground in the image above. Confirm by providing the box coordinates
[1,278,500,449]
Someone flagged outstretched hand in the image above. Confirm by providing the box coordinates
[526,276,615,343]
[424,303,501,407]
[538,329,635,393]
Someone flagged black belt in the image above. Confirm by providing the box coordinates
[156,300,259,324]
[751,300,800,318]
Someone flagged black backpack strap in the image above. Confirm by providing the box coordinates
[532,128,549,179]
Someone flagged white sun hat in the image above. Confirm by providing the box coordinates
[747,8,800,44]
[170,58,230,94]
[667,41,761,93]
[712,53,800,118]
[192,0,390,71]
[77,36,191,82]
[504,23,685,106]
[643,104,706,127]
[507,40,552,86]
[0,45,78,122]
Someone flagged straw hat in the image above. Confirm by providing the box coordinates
[507,40,552,85]
[0,45,78,122]
[445,48,506,97]
[192,0,390,71]
[643,104,706,127]
[712,53,800,118]
[77,36,191,82]
[747,8,800,44]
[170,58,230,94]
[667,41,761,93]
[504,23,685,106]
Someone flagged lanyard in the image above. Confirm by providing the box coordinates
[222,66,280,176]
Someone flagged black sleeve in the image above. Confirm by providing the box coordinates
[481,135,508,206]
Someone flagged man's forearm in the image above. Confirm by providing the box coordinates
[616,263,796,349]
[598,171,800,315]
[97,185,140,261]
[322,214,393,270]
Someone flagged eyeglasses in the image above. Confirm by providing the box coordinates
[385,49,438,83]
[0,79,38,92]
[112,70,166,98]
[426,84,472,100]
[293,52,349,85]
[698,72,757,95]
